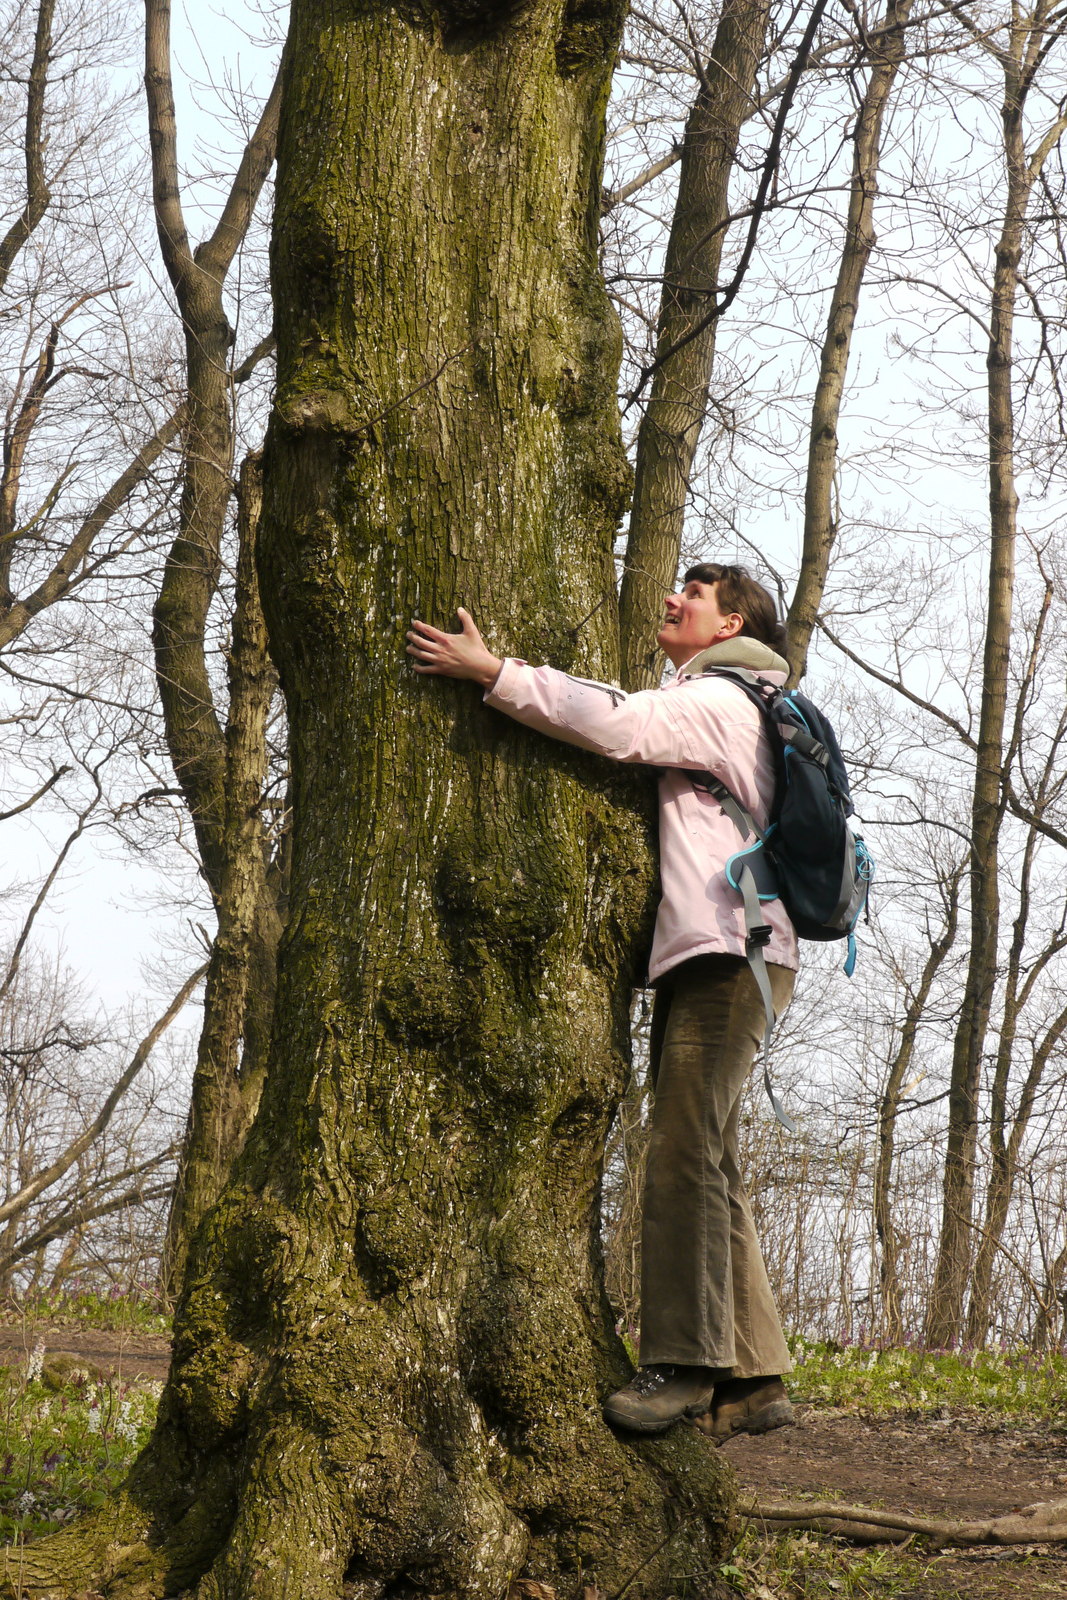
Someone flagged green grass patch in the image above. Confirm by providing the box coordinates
[0,1348,160,1545]
[786,1335,1067,1420]
[0,1289,171,1336]
[719,1527,961,1598]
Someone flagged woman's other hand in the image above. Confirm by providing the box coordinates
[406,608,503,689]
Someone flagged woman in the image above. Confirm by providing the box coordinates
[407,563,797,1439]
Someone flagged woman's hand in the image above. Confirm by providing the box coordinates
[406,608,503,689]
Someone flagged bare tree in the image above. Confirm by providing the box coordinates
[785,0,917,683]
[1,0,287,1295]
[617,0,773,689]
[143,0,288,1288]
[926,0,1067,1348]
[0,938,204,1292]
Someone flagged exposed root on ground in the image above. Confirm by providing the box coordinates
[745,1494,1067,1548]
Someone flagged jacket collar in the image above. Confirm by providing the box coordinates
[676,637,790,681]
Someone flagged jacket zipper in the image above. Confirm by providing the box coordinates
[563,674,626,709]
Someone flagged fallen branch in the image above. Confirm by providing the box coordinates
[743,1494,1067,1548]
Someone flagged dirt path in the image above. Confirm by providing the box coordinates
[0,1322,171,1384]
[724,1402,1067,1596]
[4,1329,1065,1595]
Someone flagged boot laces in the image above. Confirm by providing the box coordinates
[629,1364,675,1395]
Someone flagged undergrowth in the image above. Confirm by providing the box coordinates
[718,1527,933,1598]
[0,1343,160,1545]
[0,1287,171,1335]
[786,1335,1067,1420]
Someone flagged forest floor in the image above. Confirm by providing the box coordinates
[0,1301,1065,1597]
[0,1320,171,1385]
[722,1400,1067,1597]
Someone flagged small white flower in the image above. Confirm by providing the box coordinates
[18,1490,35,1513]
[26,1341,46,1383]
[86,1410,100,1434]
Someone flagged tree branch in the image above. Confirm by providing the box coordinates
[0,962,206,1229]
[815,615,977,749]
[0,766,69,822]
[0,0,55,294]
[624,0,831,411]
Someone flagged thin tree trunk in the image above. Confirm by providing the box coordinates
[146,0,283,887]
[618,0,771,691]
[145,0,288,1281]
[924,12,1067,1344]
[964,593,1067,1345]
[1033,1234,1067,1349]
[162,457,281,1293]
[785,0,914,684]
[12,0,737,1592]
[966,983,1067,1344]
[875,864,962,1342]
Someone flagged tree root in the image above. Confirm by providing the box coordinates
[0,1493,166,1600]
[743,1494,1067,1549]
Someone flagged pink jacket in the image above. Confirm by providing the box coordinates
[485,638,799,980]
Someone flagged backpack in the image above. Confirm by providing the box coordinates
[690,666,874,1131]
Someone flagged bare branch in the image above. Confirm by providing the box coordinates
[0,0,55,294]
[0,766,69,822]
[815,615,977,749]
[0,962,206,1230]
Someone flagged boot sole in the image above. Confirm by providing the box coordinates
[715,1399,795,1443]
[603,1395,716,1433]
[601,1404,677,1434]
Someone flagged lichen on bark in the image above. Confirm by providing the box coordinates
[3,0,738,1593]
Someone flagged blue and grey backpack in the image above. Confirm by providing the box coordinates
[691,666,874,1131]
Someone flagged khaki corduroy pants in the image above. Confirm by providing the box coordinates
[639,953,795,1376]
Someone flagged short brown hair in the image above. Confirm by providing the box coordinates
[684,562,787,652]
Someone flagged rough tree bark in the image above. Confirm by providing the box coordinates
[617,0,771,691]
[925,2,1067,1346]
[784,0,913,684]
[144,0,287,1288]
[5,0,738,1593]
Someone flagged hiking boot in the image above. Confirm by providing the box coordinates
[701,1375,794,1442]
[602,1364,719,1433]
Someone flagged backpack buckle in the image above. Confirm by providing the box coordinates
[746,923,773,953]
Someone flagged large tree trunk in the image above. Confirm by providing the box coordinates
[7,0,738,1594]
[618,0,771,691]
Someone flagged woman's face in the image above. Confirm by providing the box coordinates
[657,580,743,668]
